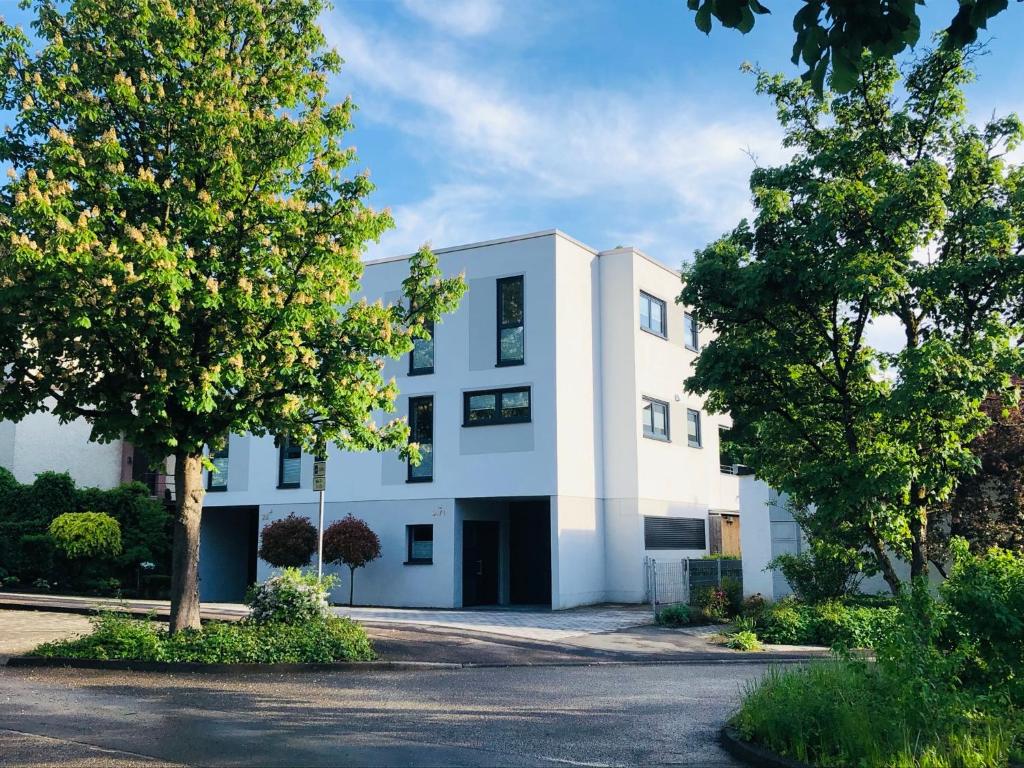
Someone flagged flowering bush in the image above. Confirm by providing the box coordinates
[245,568,335,625]
[258,514,317,568]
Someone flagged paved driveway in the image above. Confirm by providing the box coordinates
[0,662,760,766]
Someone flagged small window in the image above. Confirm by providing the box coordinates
[207,438,229,491]
[463,386,531,426]
[684,312,699,350]
[497,275,525,366]
[409,319,434,375]
[644,516,707,550]
[639,291,667,337]
[687,409,702,448]
[408,396,433,482]
[278,436,301,488]
[642,397,670,441]
[406,524,433,564]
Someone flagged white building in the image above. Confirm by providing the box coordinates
[199,230,741,607]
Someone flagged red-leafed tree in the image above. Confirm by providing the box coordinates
[258,513,317,569]
[931,386,1024,570]
[323,514,381,606]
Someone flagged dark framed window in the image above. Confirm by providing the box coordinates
[639,291,667,337]
[496,275,525,366]
[684,312,699,351]
[644,516,707,550]
[407,396,433,483]
[207,438,229,491]
[463,386,531,426]
[642,397,669,441]
[406,524,433,564]
[687,409,702,448]
[409,319,434,375]
[278,436,301,488]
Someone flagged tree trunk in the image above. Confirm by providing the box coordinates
[170,453,205,633]
[348,566,355,607]
[866,528,903,596]
[910,506,929,581]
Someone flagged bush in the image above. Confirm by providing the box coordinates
[768,540,863,603]
[726,630,762,651]
[656,603,692,627]
[31,610,375,664]
[245,568,334,625]
[755,597,897,648]
[258,514,318,568]
[693,585,730,622]
[740,593,768,620]
[48,512,123,559]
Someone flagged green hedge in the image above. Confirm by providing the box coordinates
[31,611,376,664]
[0,468,171,595]
[752,597,898,649]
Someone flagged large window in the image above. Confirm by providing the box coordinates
[463,386,531,426]
[407,396,433,482]
[687,409,702,448]
[644,516,707,550]
[642,397,670,441]
[496,275,525,366]
[406,524,433,564]
[639,291,667,337]
[278,436,301,489]
[207,439,229,491]
[684,312,699,350]
[409,319,434,375]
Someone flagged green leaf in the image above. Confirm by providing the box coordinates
[695,3,713,34]
[737,6,756,34]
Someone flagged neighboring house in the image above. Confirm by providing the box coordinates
[739,475,909,600]
[0,407,173,497]
[199,230,741,606]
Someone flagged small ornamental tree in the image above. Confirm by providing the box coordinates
[258,513,317,568]
[48,511,122,560]
[323,514,380,606]
[0,0,465,632]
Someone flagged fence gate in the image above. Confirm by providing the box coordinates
[644,557,743,619]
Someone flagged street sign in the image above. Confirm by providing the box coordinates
[313,458,326,491]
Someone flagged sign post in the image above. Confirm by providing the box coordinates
[313,457,327,579]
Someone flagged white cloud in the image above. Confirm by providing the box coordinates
[399,0,504,37]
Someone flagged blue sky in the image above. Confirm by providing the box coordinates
[4,1,1022,269]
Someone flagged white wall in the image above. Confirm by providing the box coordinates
[739,476,775,598]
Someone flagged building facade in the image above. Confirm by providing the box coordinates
[199,230,740,607]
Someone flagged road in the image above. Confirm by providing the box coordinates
[0,662,767,766]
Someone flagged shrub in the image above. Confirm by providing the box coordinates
[656,603,692,627]
[741,593,768,620]
[756,598,811,644]
[258,514,318,568]
[48,512,123,559]
[693,585,730,622]
[755,597,897,648]
[700,553,740,560]
[726,630,762,651]
[323,515,381,606]
[245,568,335,625]
[768,540,863,603]
[31,610,375,664]
[721,575,744,616]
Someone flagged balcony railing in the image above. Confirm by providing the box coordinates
[138,471,175,503]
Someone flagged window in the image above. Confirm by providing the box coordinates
[406,524,433,564]
[644,516,707,550]
[639,291,667,337]
[409,319,434,375]
[207,439,229,491]
[684,312,699,350]
[496,275,524,366]
[463,386,531,426]
[407,396,433,482]
[278,436,301,488]
[687,409,702,448]
[642,397,670,441]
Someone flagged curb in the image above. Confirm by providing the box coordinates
[5,654,822,673]
[719,726,812,768]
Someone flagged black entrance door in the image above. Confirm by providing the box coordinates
[463,521,500,606]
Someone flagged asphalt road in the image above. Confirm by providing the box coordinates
[0,662,769,767]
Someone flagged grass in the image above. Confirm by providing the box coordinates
[30,610,376,664]
[733,661,1022,768]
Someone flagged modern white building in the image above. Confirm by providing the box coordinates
[199,230,741,607]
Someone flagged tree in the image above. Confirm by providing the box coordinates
[930,384,1024,568]
[680,48,1024,593]
[685,0,1019,93]
[322,514,380,606]
[0,0,466,632]
[258,513,317,568]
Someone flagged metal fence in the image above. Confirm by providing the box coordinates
[644,557,743,618]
